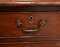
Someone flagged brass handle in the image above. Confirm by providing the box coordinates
[21,28,39,33]
[16,18,46,33]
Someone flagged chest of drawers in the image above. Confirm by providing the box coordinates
[0,0,60,47]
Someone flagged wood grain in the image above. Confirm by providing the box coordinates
[0,12,60,37]
[0,12,60,47]
[0,44,60,47]
[0,0,60,6]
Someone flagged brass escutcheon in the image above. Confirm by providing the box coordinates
[29,16,33,24]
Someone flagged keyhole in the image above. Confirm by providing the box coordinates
[29,16,33,24]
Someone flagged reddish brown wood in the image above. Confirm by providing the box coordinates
[0,0,60,47]
[0,44,60,47]
[0,12,60,46]
[0,12,60,37]
[0,0,60,6]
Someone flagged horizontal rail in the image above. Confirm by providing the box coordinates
[0,6,60,12]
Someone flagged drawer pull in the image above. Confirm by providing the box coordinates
[16,18,46,33]
[21,28,39,33]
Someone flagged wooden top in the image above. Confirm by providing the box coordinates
[0,0,60,6]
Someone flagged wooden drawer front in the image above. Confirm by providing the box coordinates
[0,12,60,44]
[0,12,60,37]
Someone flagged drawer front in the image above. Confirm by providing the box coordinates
[0,12,60,37]
[0,12,60,45]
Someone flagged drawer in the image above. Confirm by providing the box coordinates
[0,12,60,37]
[0,12,60,44]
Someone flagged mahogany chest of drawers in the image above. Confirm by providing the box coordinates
[0,0,60,47]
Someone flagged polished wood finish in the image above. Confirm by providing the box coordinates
[0,12,60,47]
[0,44,60,47]
[0,0,60,6]
[0,0,60,47]
[1,12,60,37]
[0,12,60,46]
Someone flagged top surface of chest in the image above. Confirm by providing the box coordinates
[0,0,60,6]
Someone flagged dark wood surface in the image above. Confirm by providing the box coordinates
[1,12,60,37]
[0,12,60,47]
[0,6,60,12]
[0,0,60,47]
[0,44,60,47]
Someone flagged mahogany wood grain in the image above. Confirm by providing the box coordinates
[0,44,60,47]
[0,12,60,46]
[0,0,60,2]
[0,12,60,37]
[0,0,60,47]
[0,0,60,6]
